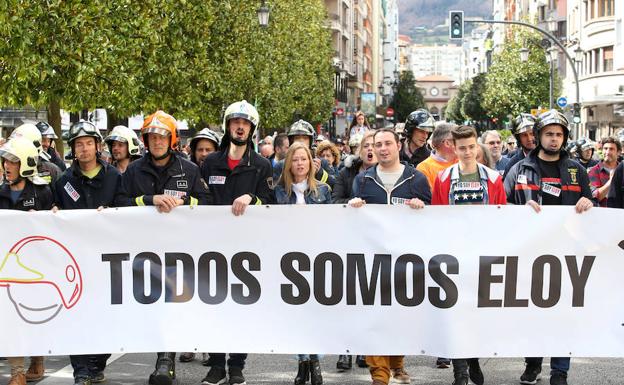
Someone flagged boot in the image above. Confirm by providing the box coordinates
[148,354,175,385]
[294,360,310,385]
[25,356,44,382]
[8,373,26,385]
[356,355,368,368]
[336,355,352,371]
[310,359,323,385]
[179,352,195,362]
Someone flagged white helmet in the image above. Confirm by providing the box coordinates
[0,137,40,179]
[105,125,141,156]
[222,100,260,131]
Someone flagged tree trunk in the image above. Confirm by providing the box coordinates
[47,100,63,157]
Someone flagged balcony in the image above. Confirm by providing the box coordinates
[328,13,341,32]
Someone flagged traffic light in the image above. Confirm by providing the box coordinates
[572,103,581,124]
[449,11,464,40]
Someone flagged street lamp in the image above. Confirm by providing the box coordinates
[519,47,529,62]
[257,0,270,28]
[547,16,558,33]
[574,46,583,63]
[545,46,557,110]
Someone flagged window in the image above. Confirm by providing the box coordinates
[604,46,613,72]
[598,0,614,17]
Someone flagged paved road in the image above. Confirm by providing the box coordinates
[1,354,622,385]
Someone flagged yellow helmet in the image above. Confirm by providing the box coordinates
[0,136,39,178]
[9,123,46,159]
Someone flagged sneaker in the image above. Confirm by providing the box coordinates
[90,372,106,383]
[467,359,484,385]
[550,373,568,385]
[202,367,227,385]
[436,358,451,369]
[74,378,92,385]
[391,368,410,384]
[520,363,542,385]
[228,367,246,385]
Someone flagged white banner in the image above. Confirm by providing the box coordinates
[0,205,623,358]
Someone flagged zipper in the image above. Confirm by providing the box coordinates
[365,173,415,204]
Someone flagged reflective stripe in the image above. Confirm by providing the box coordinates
[189,197,198,207]
[135,196,145,206]
[319,170,328,184]
[514,184,539,191]
[254,197,262,205]
[562,185,582,192]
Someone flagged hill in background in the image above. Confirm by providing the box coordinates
[399,0,492,43]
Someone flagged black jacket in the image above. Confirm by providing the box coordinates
[504,150,593,206]
[502,149,527,180]
[54,159,125,209]
[0,181,53,210]
[47,147,67,171]
[399,143,430,168]
[607,161,624,208]
[122,152,209,206]
[201,146,275,205]
[332,156,363,203]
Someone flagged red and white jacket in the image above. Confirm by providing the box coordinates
[432,163,507,205]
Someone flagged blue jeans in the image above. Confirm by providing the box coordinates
[525,357,570,375]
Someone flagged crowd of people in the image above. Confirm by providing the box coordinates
[1,101,623,385]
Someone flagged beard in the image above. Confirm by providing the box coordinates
[542,146,561,156]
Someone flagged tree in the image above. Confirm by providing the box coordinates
[461,73,489,124]
[0,0,334,145]
[482,25,561,123]
[445,85,466,123]
[389,70,425,122]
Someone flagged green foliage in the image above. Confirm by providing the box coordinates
[445,85,466,123]
[389,70,425,122]
[0,0,334,130]
[482,26,561,121]
[461,73,488,122]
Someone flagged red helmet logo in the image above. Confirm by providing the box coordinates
[0,236,83,324]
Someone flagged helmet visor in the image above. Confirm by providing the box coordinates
[105,135,129,144]
[0,149,19,163]
[143,127,171,137]
[69,122,99,138]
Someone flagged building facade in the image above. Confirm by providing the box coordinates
[415,75,460,119]
[409,45,465,84]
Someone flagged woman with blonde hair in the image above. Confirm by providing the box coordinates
[275,142,331,205]
[274,142,330,385]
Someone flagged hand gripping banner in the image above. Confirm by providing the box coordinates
[0,205,622,358]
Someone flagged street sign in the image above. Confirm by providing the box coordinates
[557,97,568,108]
[386,107,394,117]
[530,108,547,116]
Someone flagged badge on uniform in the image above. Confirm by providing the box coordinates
[517,175,528,184]
[209,176,226,185]
[177,180,188,189]
[164,189,187,199]
[266,177,274,190]
[542,183,562,197]
[23,199,35,207]
[568,168,578,184]
[391,197,409,205]
[64,182,81,202]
